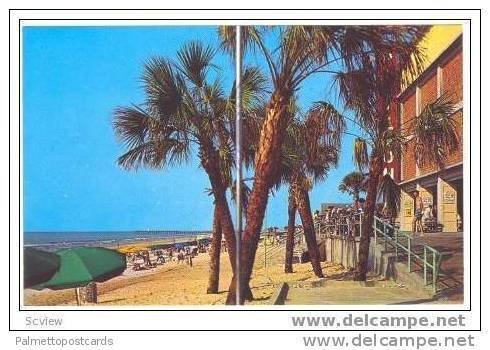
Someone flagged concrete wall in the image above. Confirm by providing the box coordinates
[319,235,436,296]
[320,235,396,276]
[320,235,363,269]
[319,231,433,277]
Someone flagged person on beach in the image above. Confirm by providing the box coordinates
[177,250,184,263]
[143,250,154,267]
[156,250,165,265]
[168,248,174,261]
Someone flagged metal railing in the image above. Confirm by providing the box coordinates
[373,216,442,293]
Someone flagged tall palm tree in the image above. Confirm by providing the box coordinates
[219,25,431,303]
[113,41,266,294]
[280,102,344,275]
[335,28,459,281]
[338,171,366,204]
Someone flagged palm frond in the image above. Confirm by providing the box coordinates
[302,176,314,192]
[380,127,405,164]
[113,105,191,170]
[228,66,269,114]
[377,173,401,215]
[334,68,376,128]
[176,41,216,88]
[305,101,346,151]
[218,26,260,57]
[334,26,429,132]
[117,142,157,170]
[275,98,343,191]
[165,132,192,167]
[230,178,252,211]
[338,26,428,77]
[141,57,183,118]
[113,105,153,150]
[218,26,277,79]
[412,94,460,168]
[240,105,265,170]
[353,137,369,172]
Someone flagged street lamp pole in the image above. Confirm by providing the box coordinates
[235,25,243,305]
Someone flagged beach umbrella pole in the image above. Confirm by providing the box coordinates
[75,287,81,306]
[235,25,242,305]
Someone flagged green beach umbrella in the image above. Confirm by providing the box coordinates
[24,247,61,288]
[36,247,126,290]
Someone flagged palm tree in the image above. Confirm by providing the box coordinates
[219,25,432,303]
[334,28,459,281]
[280,102,344,275]
[338,171,366,204]
[113,41,266,294]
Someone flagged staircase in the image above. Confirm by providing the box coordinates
[372,216,443,294]
[257,230,305,267]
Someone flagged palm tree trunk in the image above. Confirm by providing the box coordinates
[226,89,292,304]
[354,154,384,281]
[199,143,237,273]
[225,175,269,304]
[198,142,241,299]
[207,206,222,294]
[214,191,236,271]
[292,177,324,278]
[285,188,296,273]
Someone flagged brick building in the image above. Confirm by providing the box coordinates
[395,28,463,232]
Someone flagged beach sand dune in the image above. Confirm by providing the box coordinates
[23,249,345,306]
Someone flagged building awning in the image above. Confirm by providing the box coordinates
[398,163,462,190]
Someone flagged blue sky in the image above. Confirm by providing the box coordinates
[23,26,358,232]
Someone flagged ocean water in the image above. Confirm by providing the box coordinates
[24,230,212,251]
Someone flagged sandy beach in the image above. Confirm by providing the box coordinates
[23,242,346,306]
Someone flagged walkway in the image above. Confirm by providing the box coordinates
[410,232,464,301]
[285,277,457,305]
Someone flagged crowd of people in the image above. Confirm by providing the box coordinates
[127,242,206,271]
[313,202,365,237]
